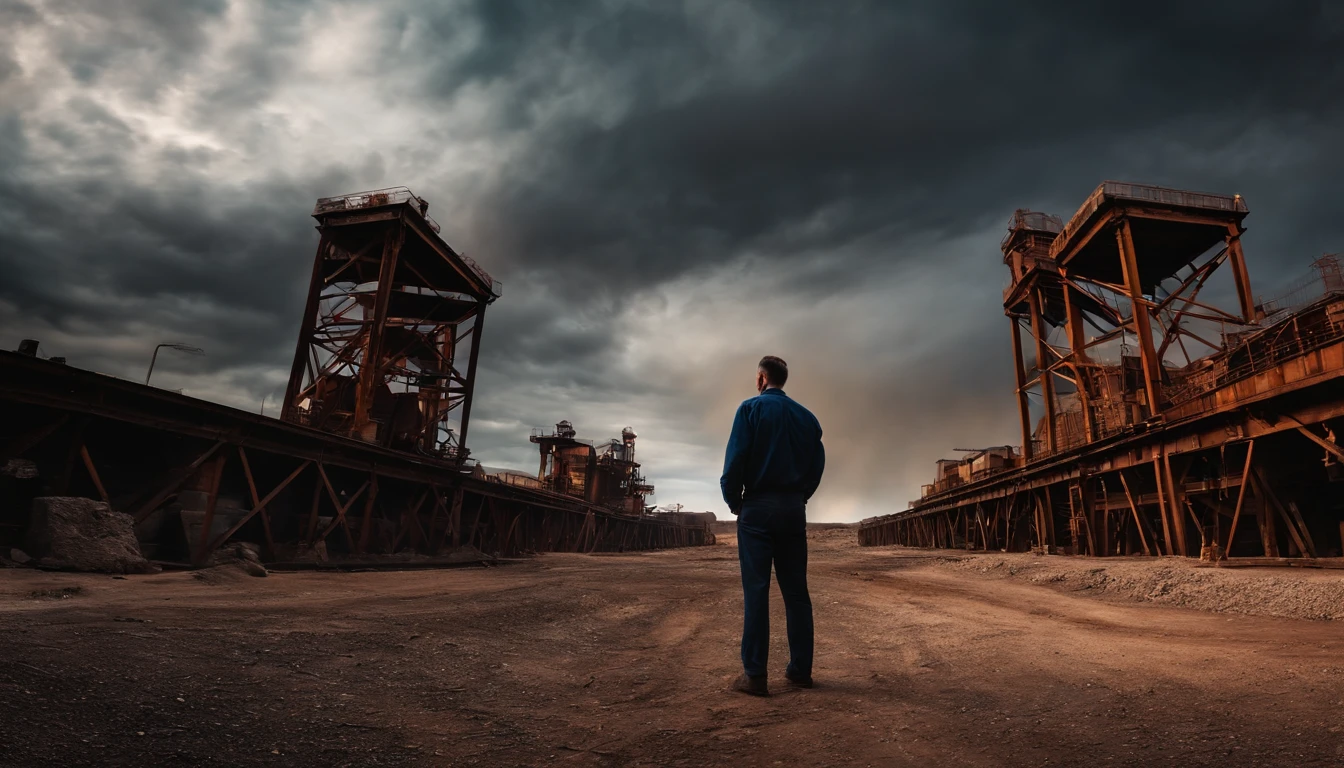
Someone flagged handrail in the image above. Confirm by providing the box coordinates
[314,187,501,296]
[1052,181,1247,259]
[314,187,441,233]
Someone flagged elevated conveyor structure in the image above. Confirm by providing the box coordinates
[1,189,711,565]
[861,183,1344,564]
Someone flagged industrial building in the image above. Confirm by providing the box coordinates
[0,188,711,564]
[860,182,1344,564]
[530,421,655,515]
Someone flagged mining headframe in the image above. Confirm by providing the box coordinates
[860,182,1344,565]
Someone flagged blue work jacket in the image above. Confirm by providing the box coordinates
[719,388,825,514]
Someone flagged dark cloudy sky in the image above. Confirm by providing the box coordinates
[2,0,1341,520]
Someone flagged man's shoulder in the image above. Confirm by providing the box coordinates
[785,397,821,430]
[746,392,816,421]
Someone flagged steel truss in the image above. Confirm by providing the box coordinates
[0,351,710,565]
[865,183,1344,564]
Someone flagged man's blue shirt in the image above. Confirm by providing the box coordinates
[719,388,825,513]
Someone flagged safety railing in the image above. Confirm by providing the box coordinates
[314,187,442,233]
[529,427,594,445]
[314,187,501,295]
[1167,296,1344,407]
[490,472,543,489]
[458,252,502,297]
[1053,181,1246,259]
[1000,210,1063,250]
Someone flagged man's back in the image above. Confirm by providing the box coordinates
[720,388,825,512]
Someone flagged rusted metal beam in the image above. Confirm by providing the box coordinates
[1,353,711,564]
[1223,441,1254,558]
[1118,471,1151,556]
[193,455,228,566]
[458,306,487,451]
[351,223,404,438]
[1252,467,1314,558]
[131,441,226,523]
[1027,289,1058,454]
[357,475,381,554]
[316,463,367,546]
[1225,228,1255,323]
[1117,219,1163,413]
[207,458,309,558]
[281,234,329,423]
[235,446,278,554]
[78,445,110,507]
[1295,425,1344,462]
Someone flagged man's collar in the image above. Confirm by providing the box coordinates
[759,387,787,397]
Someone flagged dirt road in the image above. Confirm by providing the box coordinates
[2,529,1343,767]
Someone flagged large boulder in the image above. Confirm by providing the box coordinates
[24,497,159,574]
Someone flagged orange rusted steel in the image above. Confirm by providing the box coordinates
[0,189,709,565]
[863,183,1344,563]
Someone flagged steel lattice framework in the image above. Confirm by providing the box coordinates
[862,182,1344,564]
[281,188,501,462]
[0,188,712,566]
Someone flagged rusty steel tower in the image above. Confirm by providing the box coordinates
[281,187,501,461]
[865,181,1344,564]
[1002,183,1254,461]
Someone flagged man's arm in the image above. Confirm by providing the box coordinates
[803,424,825,502]
[719,402,752,515]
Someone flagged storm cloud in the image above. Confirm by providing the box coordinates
[2,0,1341,519]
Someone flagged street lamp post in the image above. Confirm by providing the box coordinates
[146,343,204,385]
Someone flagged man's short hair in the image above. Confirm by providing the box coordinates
[758,355,788,387]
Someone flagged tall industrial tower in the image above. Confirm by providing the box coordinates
[281,187,501,462]
[1002,183,1254,460]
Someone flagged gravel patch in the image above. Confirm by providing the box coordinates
[943,552,1344,621]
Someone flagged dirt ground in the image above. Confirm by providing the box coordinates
[3,528,1343,767]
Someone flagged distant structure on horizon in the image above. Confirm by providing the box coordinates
[528,421,655,515]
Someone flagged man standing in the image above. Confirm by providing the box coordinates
[721,355,825,696]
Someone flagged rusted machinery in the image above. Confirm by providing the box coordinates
[0,189,710,565]
[530,422,655,515]
[861,182,1344,564]
[282,188,498,460]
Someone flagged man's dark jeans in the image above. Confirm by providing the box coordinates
[737,494,813,679]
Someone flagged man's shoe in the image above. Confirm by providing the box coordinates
[731,674,769,697]
[784,671,814,689]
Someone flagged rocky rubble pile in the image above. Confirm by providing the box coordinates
[23,496,159,574]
